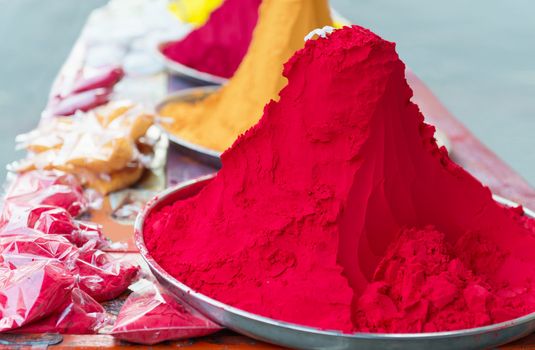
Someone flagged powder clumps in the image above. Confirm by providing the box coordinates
[356,227,535,333]
[146,26,535,333]
[160,0,333,152]
[162,0,261,79]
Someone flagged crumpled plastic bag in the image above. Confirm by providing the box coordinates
[110,280,222,344]
[14,288,109,334]
[71,67,124,94]
[45,66,124,117]
[0,170,111,249]
[76,247,139,302]
[0,230,138,303]
[0,168,137,334]
[0,260,75,332]
[0,234,135,334]
[0,233,78,269]
[47,88,111,117]
[12,103,154,195]
[3,170,89,217]
[0,203,110,250]
[26,205,108,248]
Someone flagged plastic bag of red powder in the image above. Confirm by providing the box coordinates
[0,260,75,332]
[0,204,109,249]
[76,248,139,302]
[0,233,79,269]
[26,205,109,248]
[70,66,124,94]
[14,288,109,334]
[4,170,89,217]
[110,280,222,344]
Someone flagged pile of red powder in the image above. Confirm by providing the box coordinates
[145,26,535,333]
[162,0,261,78]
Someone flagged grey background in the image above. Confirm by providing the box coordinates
[0,0,533,185]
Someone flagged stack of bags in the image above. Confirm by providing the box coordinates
[0,170,139,334]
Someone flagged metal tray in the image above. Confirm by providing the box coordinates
[155,86,222,168]
[156,41,228,85]
[135,174,535,350]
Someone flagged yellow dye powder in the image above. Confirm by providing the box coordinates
[160,0,333,152]
[168,0,224,27]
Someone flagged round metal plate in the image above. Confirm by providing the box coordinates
[135,175,535,350]
[156,41,228,85]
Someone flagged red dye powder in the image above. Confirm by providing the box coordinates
[355,227,535,332]
[145,26,535,333]
[162,0,261,78]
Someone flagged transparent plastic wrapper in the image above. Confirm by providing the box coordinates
[12,104,154,195]
[76,248,139,302]
[71,66,124,94]
[0,233,78,269]
[45,66,124,118]
[0,203,109,249]
[14,288,109,334]
[110,280,222,344]
[0,260,75,332]
[46,88,112,117]
[26,205,108,248]
[4,170,89,217]
[0,233,134,333]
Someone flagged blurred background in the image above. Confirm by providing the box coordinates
[0,0,533,184]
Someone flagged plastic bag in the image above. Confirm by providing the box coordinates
[28,206,78,236]
[14,288,109,334]
[0,260,75,332]
[76,248,139,302]
[0,233,78,269]
[0,203,109,249]
[110,280,222,344]
[26,205,108,248]
[12,104,154,195]
[4,171,88,217]
[71,67,124,94]
[0,233,135,333]
[47,88,112,117]
[44,66,124,117]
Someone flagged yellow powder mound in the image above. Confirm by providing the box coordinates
[161,0,333,152]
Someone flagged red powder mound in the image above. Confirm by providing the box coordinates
[162,0,261,78]
[145,26,535,333]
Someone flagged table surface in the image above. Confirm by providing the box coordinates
[3,2,535,349]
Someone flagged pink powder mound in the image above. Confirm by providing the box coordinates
[146,26,535,333]
[162,0,261,78]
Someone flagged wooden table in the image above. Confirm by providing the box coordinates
[4,2,535,349]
